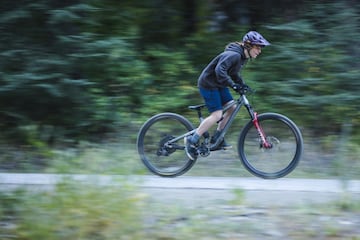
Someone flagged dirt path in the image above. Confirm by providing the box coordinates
[0,174,359,206]
[138,175,359,206]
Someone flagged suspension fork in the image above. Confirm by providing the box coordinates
[243,95,272,149]
[252,112,272,148]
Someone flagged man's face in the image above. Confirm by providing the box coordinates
[249,45,262,58]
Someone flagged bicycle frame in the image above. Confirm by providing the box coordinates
[209,94,250,150]
[164,92,271,151]
[215,93,272,150]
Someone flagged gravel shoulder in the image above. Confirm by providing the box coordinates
[141,178,360,239]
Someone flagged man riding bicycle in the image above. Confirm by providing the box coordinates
[185,31,271,160]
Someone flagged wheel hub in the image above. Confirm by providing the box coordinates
[156,135,176,156]
[261,136,280,149]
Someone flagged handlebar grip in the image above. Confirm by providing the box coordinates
[238,86,254,94]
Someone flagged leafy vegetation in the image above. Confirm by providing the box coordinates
[0,181,359,239]
[0,181,146,239]
[0,2,358,238]
[0,0,358,177]
[0,1,358,144]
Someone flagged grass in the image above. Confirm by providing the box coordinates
[78,134,360,179]
[0,175,359,239]
[0,118,360,240]
[46,141,146,175]
[0,129,359,239]
[1,135,359,180]
[0,179,146,240]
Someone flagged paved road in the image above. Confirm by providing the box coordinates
[1,173,359,206]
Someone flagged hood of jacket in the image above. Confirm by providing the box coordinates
[197,42,247,90]
[224,42,246,58]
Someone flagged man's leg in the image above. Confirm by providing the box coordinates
[197,110,223,136]
[217,100,236,131]
[185,110,222,160]
[213,100,236,149]
[185,88,224,160]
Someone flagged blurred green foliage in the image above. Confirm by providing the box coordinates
[0,181,145,239]
[0,179,359,239]
[0,0,358,146]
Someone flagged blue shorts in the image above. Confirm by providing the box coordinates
[199,87,233,113]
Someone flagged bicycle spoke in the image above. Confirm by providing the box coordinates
[137,113,195,177]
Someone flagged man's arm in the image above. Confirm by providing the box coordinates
[231,73,244,85]
[215,55,237,87]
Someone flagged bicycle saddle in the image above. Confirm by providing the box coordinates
[188,104,206,111]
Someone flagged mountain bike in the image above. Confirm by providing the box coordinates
[137,86,303,179]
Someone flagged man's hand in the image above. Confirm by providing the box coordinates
[232,83,249,92]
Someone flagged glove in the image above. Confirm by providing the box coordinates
[232,83,248,92]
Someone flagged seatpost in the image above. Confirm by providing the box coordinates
[195,109,202,120]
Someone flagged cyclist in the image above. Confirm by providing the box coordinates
[185,31,270,160]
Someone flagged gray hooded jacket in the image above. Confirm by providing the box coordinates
[198,42,247,90]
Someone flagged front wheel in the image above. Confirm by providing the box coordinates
[238,113,303,179]
[137,113,196,177]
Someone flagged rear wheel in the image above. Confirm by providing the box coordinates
[137,113,196,177]
[238,113,303,179]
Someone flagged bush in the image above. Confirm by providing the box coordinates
[0,179,146,239]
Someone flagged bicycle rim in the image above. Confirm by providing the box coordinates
[238,113,303,179]
[137,113,196,177]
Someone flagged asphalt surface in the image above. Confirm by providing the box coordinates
[0,174,359,207]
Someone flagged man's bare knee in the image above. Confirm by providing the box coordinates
[210,110,223,123]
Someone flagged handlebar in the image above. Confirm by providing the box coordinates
[236,85,255,95]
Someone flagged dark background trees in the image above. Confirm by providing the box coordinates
[0,0,359,146]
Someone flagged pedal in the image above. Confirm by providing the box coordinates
[198,143,210,157]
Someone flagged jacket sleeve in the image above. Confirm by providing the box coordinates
[215,55,237,87]
[231,73,244,85]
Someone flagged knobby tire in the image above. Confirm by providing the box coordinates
[238,113,303,179]
[137,112,196,177]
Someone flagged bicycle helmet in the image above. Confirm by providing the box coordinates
[243,31,271,47]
